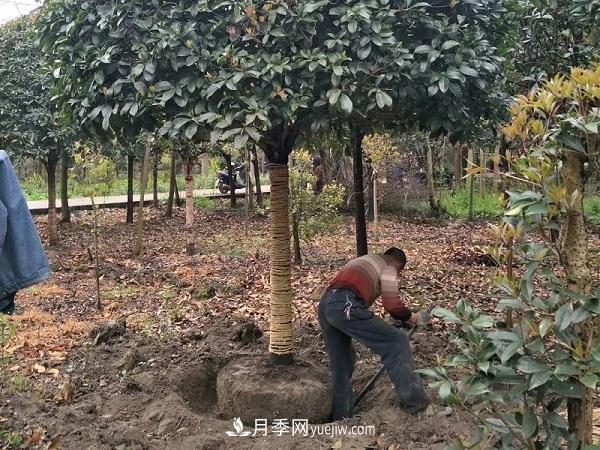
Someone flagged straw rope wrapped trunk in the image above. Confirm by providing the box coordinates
[263,122,299,365]
[268,164,293,362]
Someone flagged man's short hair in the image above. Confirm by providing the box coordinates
[384,247,406,268]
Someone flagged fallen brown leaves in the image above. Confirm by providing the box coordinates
[5,208,599,399]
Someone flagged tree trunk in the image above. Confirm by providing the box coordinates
[366,162,375,222]
[134,146,151,256]
[60,150,70,223]
[165,151,177,218]
[92,200,101,310]
[479,148,485,198]
[184,160,196,256]
[493,142,500,194]
[152,155,159,207]
[453,142,463,191]
[246,147,254,210]
[268,164,294,364]
[46,153,59,246]
[561,151,593,445]
[292,215,301,265]
[468,147,474,221]
[251,146,263,207]
[505,234,514,328]
[289,152,301,265]
[426,136,440,216]
[373,175,379,241]
[352,123,368,257]
[126,154,134,224]
[174,158,182,206]
[224,154,236,207]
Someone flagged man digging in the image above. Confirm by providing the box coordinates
[319,247,446,420]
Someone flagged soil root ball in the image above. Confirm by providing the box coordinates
[217,356,332,423]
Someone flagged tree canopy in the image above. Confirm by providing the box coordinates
[0,16,72,163]
[38,0,509,151]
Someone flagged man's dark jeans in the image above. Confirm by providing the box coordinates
[318,288,429,420]
[0,292,15,315]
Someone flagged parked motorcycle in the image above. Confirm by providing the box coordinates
[215,164,246,194]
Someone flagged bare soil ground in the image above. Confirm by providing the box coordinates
[2,206,598,449]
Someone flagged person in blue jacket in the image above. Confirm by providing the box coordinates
[0,150,50,314]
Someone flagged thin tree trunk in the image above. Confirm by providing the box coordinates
[289,152,301,265]
[352,123,368,256]
[505,234,514,327]
[251,146,263,207]
[134,146,151,256]
[468,147,474,221]
[426,136,439,216]
[92,200,101,310]
[46,153,59,246]
[60,150,70,223]
[184,159,196,256]
[493,142,500,193]
[561,151,593,445]
[268,164,293,364]
[453,142,463,191]
[126,154,134,224]
[366,162,374,222]
[224,154,236,207]
[292,215,301,265]
[165,151,177,218]
[373,175,379,241]
[479,148,485,198]
[152,155,159,207]
[175,172,182,206]
[246,147,253,210]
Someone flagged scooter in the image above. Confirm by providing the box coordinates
[215,164,246,194]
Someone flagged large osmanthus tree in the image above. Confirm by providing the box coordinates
[38,0,508,364]
[0,16,74,245]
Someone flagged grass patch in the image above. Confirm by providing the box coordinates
[20,171,218,201]
[105,286,140,300]
[441,191,600,223]
[9,374,28,393]
[0,430,23,448]
[441,187,503,219]
[225,248,249,258]
[194,197,216,210]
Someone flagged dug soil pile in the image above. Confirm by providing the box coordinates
[1,318,473,449]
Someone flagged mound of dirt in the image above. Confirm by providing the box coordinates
[217,356,331,423]
[1,319,475,449]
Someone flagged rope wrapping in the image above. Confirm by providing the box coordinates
[268,164,294,357]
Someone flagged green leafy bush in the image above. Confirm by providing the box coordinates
[290,149,345,244]
[20,173,48,200]
[422,65,600,448]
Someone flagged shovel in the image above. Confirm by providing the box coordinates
[351,303,436,413]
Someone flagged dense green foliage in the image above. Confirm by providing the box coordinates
[38,0,508,154]
[290,149,345,243]
[0,17,72,163]
[423,65,600,448]
[508,0,600,86]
